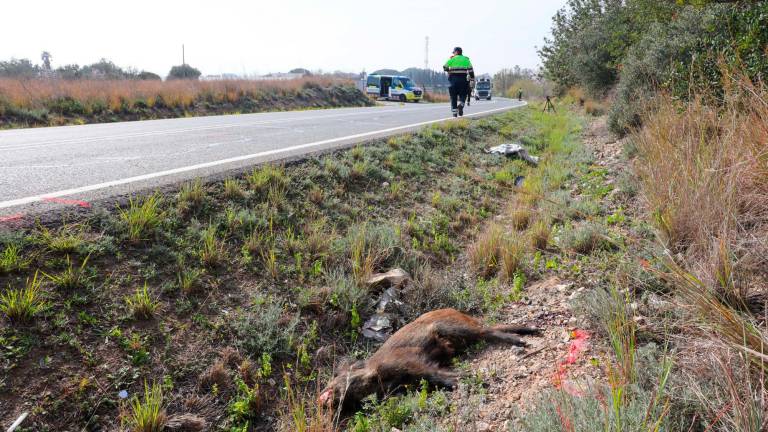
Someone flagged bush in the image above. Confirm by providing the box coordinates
[167,64,201,80]
[233,297,299,358]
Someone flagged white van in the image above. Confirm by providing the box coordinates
[366,75,424,102]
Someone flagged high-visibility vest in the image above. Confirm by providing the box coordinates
[444,55,474,75]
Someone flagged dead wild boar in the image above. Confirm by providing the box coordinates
[318,308,540,407]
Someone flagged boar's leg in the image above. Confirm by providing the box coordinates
[480,329,528,346]
[417,367,460,389]
[490,324,541,335]
[434,322,529,347]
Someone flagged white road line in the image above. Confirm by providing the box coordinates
[0,102,524,211]
[0,104,450,152]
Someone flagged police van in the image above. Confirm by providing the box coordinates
[366,75,424,102]
[474,75,492,100]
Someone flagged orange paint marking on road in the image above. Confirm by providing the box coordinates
[0,213,24,223]
[41,197,91,208]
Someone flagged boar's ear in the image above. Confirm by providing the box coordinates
[350,360,366,370]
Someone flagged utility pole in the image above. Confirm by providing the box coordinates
[424,36,429,70]
[182,44,186,65]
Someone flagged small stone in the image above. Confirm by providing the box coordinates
[476,421,491,432]
[382,182,390,188]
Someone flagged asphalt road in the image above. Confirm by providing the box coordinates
[0,98,525,217]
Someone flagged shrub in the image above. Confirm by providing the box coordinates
[234,298,299,357]
[167,64,201,80]
[560,222,613,255]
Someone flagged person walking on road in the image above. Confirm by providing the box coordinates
[443,47,474,117]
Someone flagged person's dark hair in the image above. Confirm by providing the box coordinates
[453,47,463,55]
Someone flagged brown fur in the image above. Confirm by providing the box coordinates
[319,308,540,407]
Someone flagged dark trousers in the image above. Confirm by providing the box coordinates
[449,80,470,111]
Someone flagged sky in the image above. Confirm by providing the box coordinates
[0,0,566,77]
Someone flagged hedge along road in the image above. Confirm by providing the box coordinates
[0,98,525,216]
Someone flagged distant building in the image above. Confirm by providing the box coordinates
[253,72,305,81]
[202,73,241,81]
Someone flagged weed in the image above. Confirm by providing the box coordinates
[223,178,246,200]
[308,185,324,205]
[511,271,526,301]
[511,207,532,230]
[118,194,165,242]
[248,164,287,195]
[529,219,551,250]
[177,268,202,295]
[199,224,226,267]
[261,246,279,279]
[0,271,45,323]
[468,224,504,278]
[124,381,166,432]
[125,283,159,319]
[0,243,29,274]
[43,254,91,290]
[499,233,527,282]
[177,178,206,213]
[233,297,298,357]
[37,224,85,253]
[229,376,261,425]
[560,222,613,255]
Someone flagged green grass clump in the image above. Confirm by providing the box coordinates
[248,164,287,194]
[125,381,166,432]
[43,255,91,290]
[125,283,159,319]
[223,178,246,200]
[37,224,85,253]
[0,244,29,274]
[177,178,206,213]
[199,225,226,268]
[0,271,45,323]
[118,194,165,242]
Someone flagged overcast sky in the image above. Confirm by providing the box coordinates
[1,0,566,77]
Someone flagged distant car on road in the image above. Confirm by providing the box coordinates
[366,74,424,102]
[474,76,492,101]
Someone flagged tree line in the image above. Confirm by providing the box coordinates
[0,54,201,81]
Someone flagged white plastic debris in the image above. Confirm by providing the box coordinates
[7,412,28,432]
[486,143,539,166]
